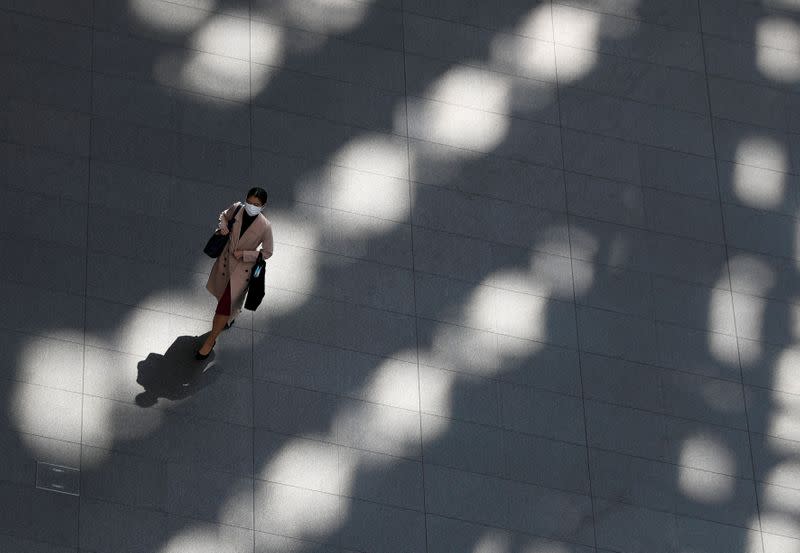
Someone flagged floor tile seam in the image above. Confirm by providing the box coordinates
[0,197,745,288]
[731,0,800,14]
[62,468,800,533]
[573,300,741,338]
[558,80,713,119]
[74,493,261,533]
[424,514,606,551]
[0,529,76,552]
[5,431,257,483]
[252,476,426,515]
[400,3,433,548]
[3,55,725,156]
[77,1,96,547]
[563,492,763,534]
[0,62,773,159]
[405,2,702,40]
[2,341,770,428]
[568,210,731,249]
[90,9,409,63]
[68,388,257,430]
[416,509,598,550]
[705,101,800,137]
[702,25,800,59]
[0,270,769,359]
[706,68,800,104]
[2,116,775,197]
[0,424,765,500]
[551,0,703,34]
[0,5,94,30]
[582,394,750,434]
[12,370,800,464]
[4,3,785,99]
[697,4,768,541]
[587,443,755,481]
[755,477,800,496]
[10,143,777,239]
[551,1,603,542]
[418,428,759,485]
[418,350,746,391]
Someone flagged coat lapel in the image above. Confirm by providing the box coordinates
[231,208,265,252]
[230,205,244,251]
[239,214,265,247]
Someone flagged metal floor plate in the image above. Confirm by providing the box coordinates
[36,462,80,496]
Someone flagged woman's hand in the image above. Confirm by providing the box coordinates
[219,227,230,236]
[233,250,243,259]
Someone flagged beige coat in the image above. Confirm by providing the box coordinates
[206,202,274,318]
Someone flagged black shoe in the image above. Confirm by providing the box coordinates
[195,339,216,360]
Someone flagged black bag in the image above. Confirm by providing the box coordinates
[244,252,266,311]
[203,205,241,258]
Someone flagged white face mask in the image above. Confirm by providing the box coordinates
[244,202,263,216]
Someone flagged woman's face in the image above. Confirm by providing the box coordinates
[246,195,264,208]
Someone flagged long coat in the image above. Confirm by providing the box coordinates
[206,202,274,318]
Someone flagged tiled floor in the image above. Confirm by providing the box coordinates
[2,0,800,551]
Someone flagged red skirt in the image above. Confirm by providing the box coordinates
[215,281,232,316]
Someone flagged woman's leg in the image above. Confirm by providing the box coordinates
[198,313,229,354]
[199,282,232,354]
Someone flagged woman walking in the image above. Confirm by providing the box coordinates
[196,187,274,359]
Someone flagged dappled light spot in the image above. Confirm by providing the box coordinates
[83,395,165,454]
[16,336,81,392]
[190,11,251,60]
[494,287,548,342]
[734,155,787,210]
[334,398,422,458]
[766,0,800,9]
[766,459,800,487]
[332,134,409,180]
[264,247,319,296]
[769,390,800,441]
[409,98,511,153]
[152,19,283,100]
[680,433,736,476]
[250,18,288,67]
[679,466,735,503]
[756,17,800,83]
[473,529,511,553]
[467,285,497,334]
[262,438,338,490]
[760,484,800,538]
[271,0,373,35]
[490,5,557,81]
[708,271,740,366]
[359,354,420,411]
[771,348,800,395]
[161,523,246,553]
[130,0,209,33]
[260,483,343,540]
[427,65,512,115]
[155,50,251,101]
[729,253,777,296]
[734,134,789,177]
[329,165,410,223]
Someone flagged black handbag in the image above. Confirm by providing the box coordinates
[203,204,241,258]
[244,252,266,311]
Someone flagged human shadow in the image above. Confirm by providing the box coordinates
[134,334,221,408]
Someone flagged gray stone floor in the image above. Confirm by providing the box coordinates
[2,0,800,551]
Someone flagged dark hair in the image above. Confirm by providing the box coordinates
[246,187,268,206]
